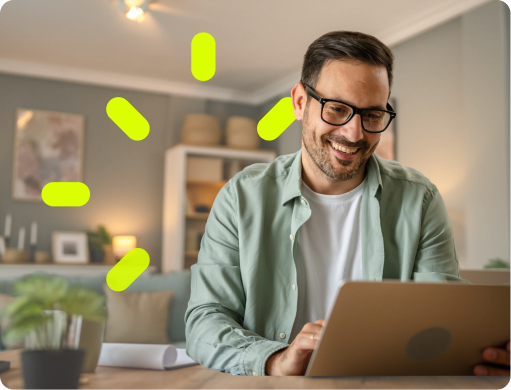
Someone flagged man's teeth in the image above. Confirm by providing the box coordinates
[331,141,358,154]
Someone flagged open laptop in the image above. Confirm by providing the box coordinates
[305,281,510,376]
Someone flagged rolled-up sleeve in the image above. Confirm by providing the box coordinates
[185,182,287,376]
[413,186,468,283]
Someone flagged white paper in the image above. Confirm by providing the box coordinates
[98,343,197,370]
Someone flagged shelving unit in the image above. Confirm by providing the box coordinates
[162,144,276,272]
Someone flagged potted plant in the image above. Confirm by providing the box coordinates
[0,274,106,389]
[87,225,114,264]
[484,257,510,269]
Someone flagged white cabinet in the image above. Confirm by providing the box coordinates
[162,144,276,272]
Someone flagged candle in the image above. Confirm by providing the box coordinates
[4,214,11,238]
[18,227,25,250]
[30,221,37,246]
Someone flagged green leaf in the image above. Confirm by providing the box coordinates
[13,275,68,304]
[8,302,45,329]
[96,225,112,245]
[58,286,107,321]
[0,296,33,319]
[2,315,48,344]
[484,258,510,269]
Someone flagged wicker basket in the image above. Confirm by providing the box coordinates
[225,116,259,149]
[181,114,221,146]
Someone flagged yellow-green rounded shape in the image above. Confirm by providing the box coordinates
[257,97,296,141]
[191,32,216,81]
[41,182,90,207]
[106,248,150,292]
[106,97,150,141]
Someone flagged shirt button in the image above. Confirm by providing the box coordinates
[280,333,286,339]
[301,199,307,206]
[292,285,296,290]
[290,234,294,240]
[252,371,257,376]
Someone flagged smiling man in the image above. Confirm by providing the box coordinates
[185,31,510,376]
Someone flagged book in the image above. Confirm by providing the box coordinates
[97,343,198,370]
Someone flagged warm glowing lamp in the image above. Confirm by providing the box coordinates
[126,6,145,22]
[113,236,137,258]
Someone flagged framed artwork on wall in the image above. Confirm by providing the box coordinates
[374,98,397,161]
[12,108,85,201]
[52,231,89,264]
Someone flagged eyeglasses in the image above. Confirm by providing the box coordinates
[304,84,396,133]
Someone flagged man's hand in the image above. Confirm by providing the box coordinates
[265,319,324,376]
[474,341,510,376]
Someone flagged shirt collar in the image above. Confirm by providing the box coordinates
[281,149,383,206]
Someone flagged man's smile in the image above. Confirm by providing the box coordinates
[328,140,361,161]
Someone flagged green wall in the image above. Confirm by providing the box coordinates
[0,74,278,268]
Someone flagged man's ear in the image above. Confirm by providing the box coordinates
[291,83,307,121]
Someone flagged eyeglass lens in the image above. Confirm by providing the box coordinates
[323,101,391,131]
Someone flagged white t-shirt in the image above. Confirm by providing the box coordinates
[289,179,365,342]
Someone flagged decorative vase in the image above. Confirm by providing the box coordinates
[89,249,105,263]
[34,251,50,264]
[225,116,259,149]
[103,244,116,264]
[2,248,28,263]
[21,349,85,389]
[181,114,221,146]
[79,319,105,373]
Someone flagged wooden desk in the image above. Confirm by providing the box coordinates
[0,349,508,389]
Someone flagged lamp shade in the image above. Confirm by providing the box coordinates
[112,236,137,258]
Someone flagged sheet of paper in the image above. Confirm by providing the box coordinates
[172,349,197,367]
[98,343,197,370]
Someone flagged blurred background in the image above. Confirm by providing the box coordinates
[0,0,508,272]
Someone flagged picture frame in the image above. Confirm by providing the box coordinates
[52,231,89,264]
[374,97,397,161]
[12,108,85,201]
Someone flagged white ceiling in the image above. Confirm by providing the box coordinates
[0,0,493,104]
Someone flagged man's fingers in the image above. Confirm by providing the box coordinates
[474,364,510,376]
[482,348,510,366]
[294,333,319,351]
[314,319,325,326]
[301,322,324,334]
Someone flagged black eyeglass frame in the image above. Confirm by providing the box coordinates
[304,84,396,133]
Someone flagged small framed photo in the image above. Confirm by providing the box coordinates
[52,231,89,264]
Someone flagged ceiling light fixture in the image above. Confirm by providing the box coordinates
[119,0,154,22]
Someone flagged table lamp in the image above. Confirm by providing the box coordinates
[112,236,137,259]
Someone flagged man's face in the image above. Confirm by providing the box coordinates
[300,60,390,181]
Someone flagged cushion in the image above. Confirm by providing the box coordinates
[126,270,191,343]
[103,286,174,344]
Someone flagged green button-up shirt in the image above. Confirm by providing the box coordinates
[185,150,464,376]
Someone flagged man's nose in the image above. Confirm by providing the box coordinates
[340,113,364,142]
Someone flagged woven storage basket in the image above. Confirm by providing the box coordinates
[181,114,221,146]
[225,116,259,149]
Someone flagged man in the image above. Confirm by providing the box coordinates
[185,31,510,376]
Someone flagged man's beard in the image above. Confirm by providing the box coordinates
[302,106,377,181]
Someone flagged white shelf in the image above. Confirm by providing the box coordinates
[0,264,157,279]
[162,143,276,272]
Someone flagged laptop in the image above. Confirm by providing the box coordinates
[305,281,510,376]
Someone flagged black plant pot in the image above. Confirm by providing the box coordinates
[89,249,105,263]
[21,349,85,389]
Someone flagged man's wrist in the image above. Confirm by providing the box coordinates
[265,349,284,376]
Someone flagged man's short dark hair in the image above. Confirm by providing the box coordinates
[300,31,394,92]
